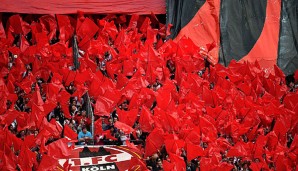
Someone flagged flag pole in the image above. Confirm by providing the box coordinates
[86,92,95,144]
[72,35,80,70]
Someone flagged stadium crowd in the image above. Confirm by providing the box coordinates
[0,13,297,171]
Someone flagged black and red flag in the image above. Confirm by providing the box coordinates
[167,0,298,75]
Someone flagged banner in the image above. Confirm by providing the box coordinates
[0,0,166,14]
[57,146,142,171]
[167,0,298,74]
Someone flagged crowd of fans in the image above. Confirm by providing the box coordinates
[0,13,297,171]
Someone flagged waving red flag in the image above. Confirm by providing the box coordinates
[18,144,37,171]
[169,153,186,171]
[144,128,164,157]
[31,84,44,106]
[117,108,138,127]
[116,73,129,89]
[186,142,205,161]
[0,152,17,170]
[8,14,30,35]
[139,106,154,132]
[77,18,99,50]
[23,135,36,149]
[37,155,58,171]
[44,83,60,102]
[56,14,75,42]
[57,90,71,118]
[114,121,134,134]
[163,160,175,171]
[217,162,234,171]
[77,17,98,40]
[283,93,298,115]
[94,118,103,136]
[0,109,19,126]
[182,126,201,145]
[47,138,73,159]
[101,20,118,41]
[40,118,61,138]
[5,129,23,152]
[39,15,57,41]
[155,88,172,111]
[164,139,185,155]
[227,141,249,157]
[129,157,148,171]
[294,70,298,82]
[94,95,115,116]
[126,140,141,154]
[102,130,118,141]
[200,156,219,171]
[64,124,78,141]
[0,14,5,38]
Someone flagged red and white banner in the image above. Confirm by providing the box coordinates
[56,146,142,171]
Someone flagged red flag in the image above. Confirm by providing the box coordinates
[50,120,63,134]
[63,159,71,171]
[77,17,98,40]
[139,106,154,132]
[94,119,103,136]
[44,83,60,102]
[128,14,139,29]
[283,93,298,115]
[83,54,97,72]
[62,69,77,87]
[129,157,148,171]
[116,73,129,89]
[94,95,115,116]
[227,141,249,157]
[0,109,19,126]
[31,84,44,106]
[163,160,175,171]
[186,142,205,161]
[217,162,234,171]
[5,129,23,152]
[117,108,138,127]
[18,144,37,171]
[183,126,201,145]
[155,88,172,111]
[199,116,217,142]
[202,84,215,107]
[39,15,57,41]
[0,148,17,171]
[102,130,118,141]
[40,118,61,138]
[169,153,186,171]
[122,60,136,77]
[164,139,185,155]
[47,138,73,159]
[77,18,99,49]
[126,140,141,154]
[140,17,151,34]
[114,121,134,134]
[144,128,164,157]
[56,15,75,42]
[200,157,219,171]
[0,14,5,38]
[64,124,78,141]
[57,90,71,118]
[23,135,36,149]
[274,64,285,78]
[37,155,58,171]
[294,70,298,82]
[8,14,30,35]
[101,20,118,41]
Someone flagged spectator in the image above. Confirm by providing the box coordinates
[78,126,92,145]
